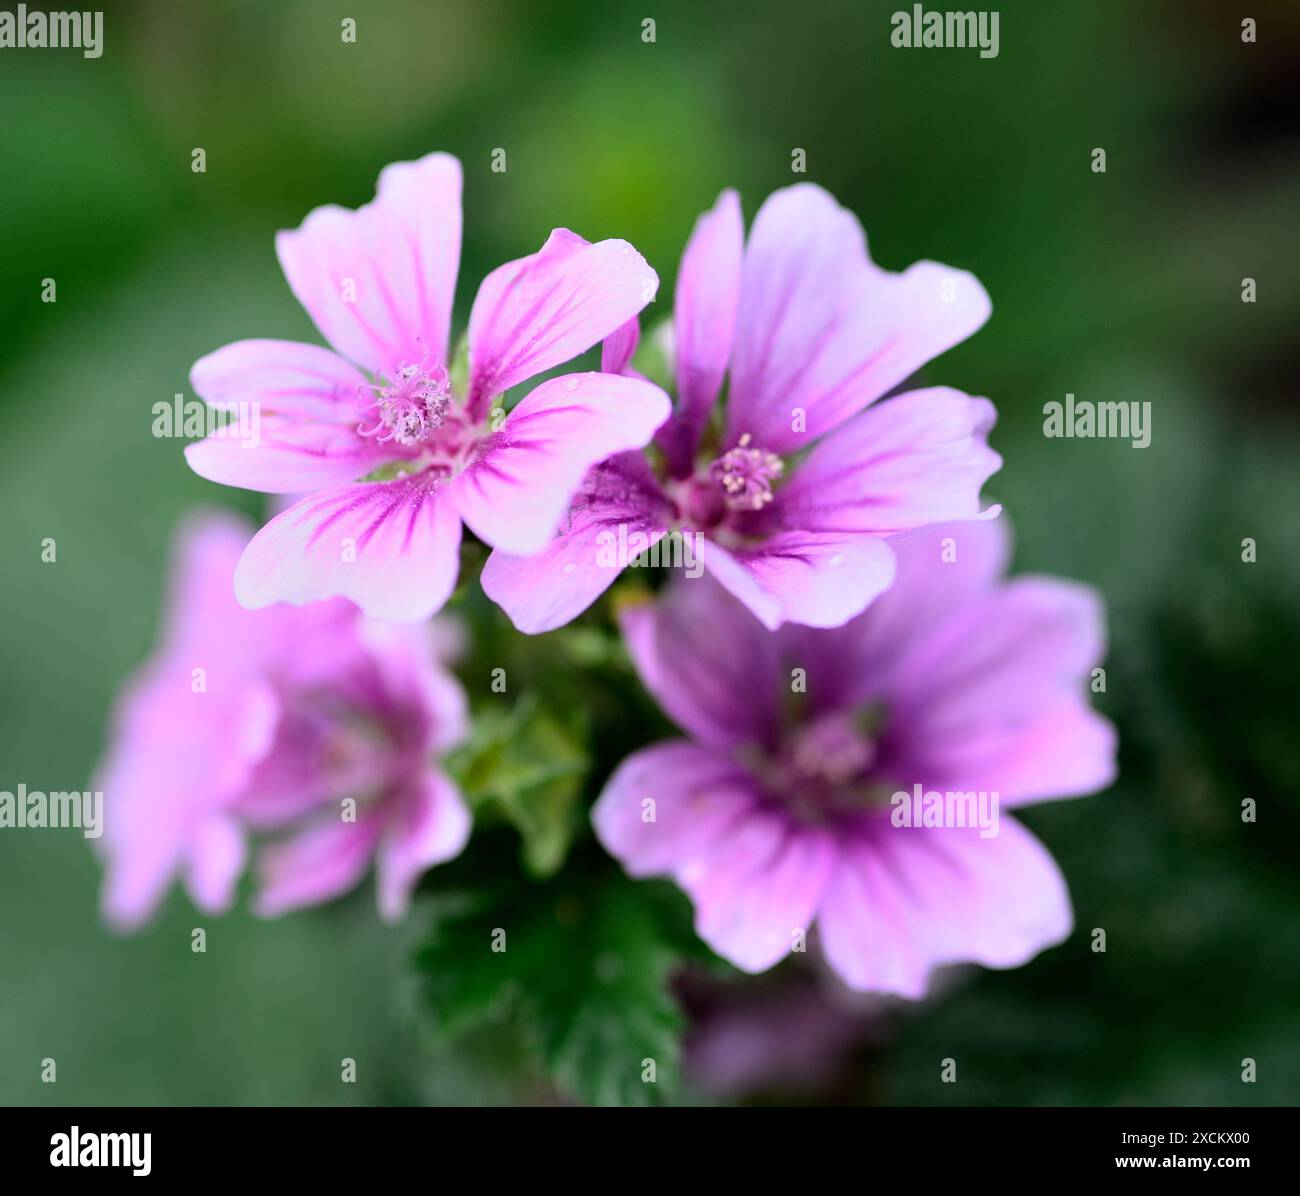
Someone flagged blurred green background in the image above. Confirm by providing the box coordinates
[1,0,1297,1106]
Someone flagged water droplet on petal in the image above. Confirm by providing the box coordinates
[828,553,846,568]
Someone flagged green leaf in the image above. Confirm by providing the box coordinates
[411,863,696,1106]
[446,693,588,877]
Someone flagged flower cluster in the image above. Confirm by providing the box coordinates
[595,519,1114,996]
[96,511,470,928]
[98,153,1115,1006]
[483,185,1000,633]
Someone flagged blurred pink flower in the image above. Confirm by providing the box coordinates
[484,184,999,633]
[185,152,670,621]
[95,511,471,931]
[593,519,1117,998]
[680,971,879,1100]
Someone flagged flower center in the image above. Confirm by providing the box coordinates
[358,360,452,447]
[786,713,877,787]
[708,433,783,511]
[752,708,898,825]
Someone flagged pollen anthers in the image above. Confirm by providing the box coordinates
[358,358,452,447]
[709,433,783,511]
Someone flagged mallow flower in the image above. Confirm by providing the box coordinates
[95,511,472,930]
[592,519,1117,998]
[185,152,670,620]
[483,183,1000,633]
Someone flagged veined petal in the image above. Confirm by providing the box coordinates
[596,742,838,975]
[234,472,463,621]
[972,696,1118,804]
[817,817,1072,998]
[880,576,1117,805]
[480,452,673,633]
[275,152,462,371]
[727,184,990,452]
[774,387,1002,536]
[683,812,837,974]
[450,372,671,556]
[775,519,1011,716]
[185,339,398,493]
[619,572,783,752]
[661,189,743,477]
[466,230,659,416]
[592,740,761,879]
[701,531,897,632]
[601,316,641,375]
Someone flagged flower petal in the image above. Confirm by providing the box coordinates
[465,230,659,416]
[480,452,673,633]
[275,152,462,371]
[817,817,1072,998]
[660,189,743,476]
[684,813,837,974]
[254,814,384,918]
[375,770,471,922]
[234,472,463,621]
[157,509,262,659]
[358,621,470,755]
[701,531,897,631]
[101,832,181,933]
[601,316,641,374]
[774,387,1001,536]
[185,339,397,493]
[619,572,783,751]
[593,743,834,973]
[727,183,990,452]
[974,695,1118,804]
[450,372,671,556]
[184,815,247,914]
[592,740,760,878]
[95,516,282,931]
[775,518,1011,716]
[880,577,1117,804]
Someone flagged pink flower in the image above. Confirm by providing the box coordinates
[592,519,1117,998]
[680,972,877,1099]
[95,511,472,931]
[185,152,671,621]
[484,184,1000,633]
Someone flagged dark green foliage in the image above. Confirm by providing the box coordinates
[411,838,708,1106]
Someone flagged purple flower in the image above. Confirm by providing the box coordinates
[592,519,1117,998]
[681,972,880,1100]
[185,152,670,621]
[95,511,472,931]
[484,184,1000,633]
